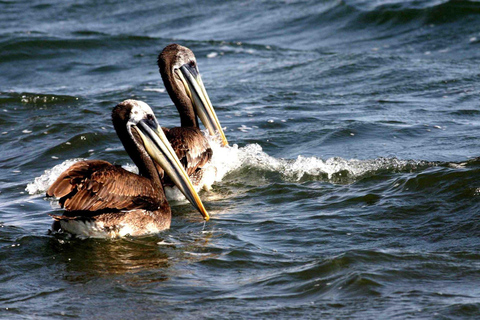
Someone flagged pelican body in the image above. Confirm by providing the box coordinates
[47,100,209,238]
[157,44,228,186]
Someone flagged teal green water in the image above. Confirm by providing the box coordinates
[1,0,480,318]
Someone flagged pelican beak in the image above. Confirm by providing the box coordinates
[175,64,229,146]
[134,119,210,221]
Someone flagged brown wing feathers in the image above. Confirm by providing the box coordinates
[47,160,110,199]
[47,160,161,212]
[165,127,212,176]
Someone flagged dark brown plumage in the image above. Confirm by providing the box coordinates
[46,99,208,238]
[158,44,227,187]
[162,127,212,185]
[47,160,165,212]
[158,44,200,128]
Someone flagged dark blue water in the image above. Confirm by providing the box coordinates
[1,0,480,318]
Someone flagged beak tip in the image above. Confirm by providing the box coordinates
[221,137,229,147]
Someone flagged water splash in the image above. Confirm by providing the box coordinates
[26,135,430,196]
[26,159,83,195]
[25,159,138,195]
[279,155,428,181]
[205,133,429,183]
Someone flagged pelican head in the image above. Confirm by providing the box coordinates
[158,44,228,146]
[113,99,210,221]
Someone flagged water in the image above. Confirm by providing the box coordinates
[1,0,480,318]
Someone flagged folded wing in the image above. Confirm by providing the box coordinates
[47,160,161,212]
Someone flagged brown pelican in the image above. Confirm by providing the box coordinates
[157,44,228,186]
[46,99,209,238]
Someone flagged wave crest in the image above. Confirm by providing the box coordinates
[27,135,431,196]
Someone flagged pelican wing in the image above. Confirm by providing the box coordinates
[164,127,212,176]
[47,160,161,212]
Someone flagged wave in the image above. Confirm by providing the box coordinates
[349,0,480,26]
[324,0,480,28]
[247,0,480,50]
[0,91,80,105]
[26,158,83,195]
[26,133,432,198]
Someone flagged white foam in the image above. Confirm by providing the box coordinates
[280,156,419,181]
[26,159,138,195]
[27,136,427,196]
[26,158,83,194]
[122,163,139,174]
[143,87,165,93]
[164,185,189,202]
[206,52,218,58]
[201,133,426,182]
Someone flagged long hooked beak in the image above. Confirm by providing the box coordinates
[134,118,210,221]
[176,64,229,146]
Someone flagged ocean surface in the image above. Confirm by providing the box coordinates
[1,0,480,318]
